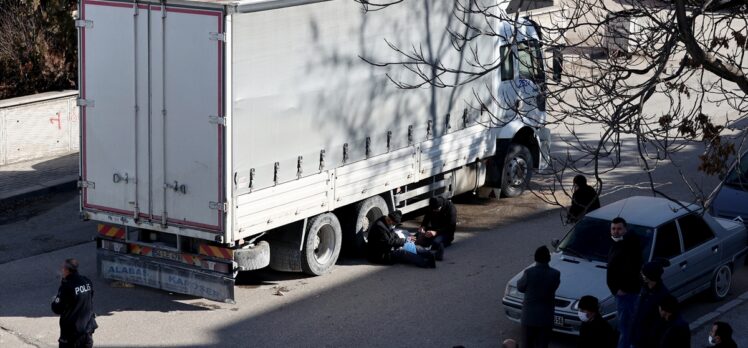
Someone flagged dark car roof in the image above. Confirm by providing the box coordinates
[585,196,701,228]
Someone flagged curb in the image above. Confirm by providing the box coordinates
[690,290,748,332]
[0,176,78,208]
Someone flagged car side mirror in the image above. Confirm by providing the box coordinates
[551,239,560,248]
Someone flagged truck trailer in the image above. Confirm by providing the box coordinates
[78,0,551,302]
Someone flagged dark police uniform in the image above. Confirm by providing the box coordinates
[52,272,97,348]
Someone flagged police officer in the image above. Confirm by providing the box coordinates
[52,258,97,348]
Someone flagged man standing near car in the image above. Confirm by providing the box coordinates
[606,217,642,348]
[631,261,670,348]
[52,258,97,348]
[517,245,561,348]
[655,294,690,348]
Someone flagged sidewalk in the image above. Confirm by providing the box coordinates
[0,327,43,348]
[0,153,78,206]
[690,291,748,347]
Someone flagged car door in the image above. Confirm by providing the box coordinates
[676,213,720,296]
[652,221,688,298]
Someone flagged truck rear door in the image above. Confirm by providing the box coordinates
[80,0,224,233]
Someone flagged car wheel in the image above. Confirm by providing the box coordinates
[501,143,533,198]
[710,264,732,300]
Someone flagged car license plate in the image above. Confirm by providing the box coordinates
[554,315,564,326]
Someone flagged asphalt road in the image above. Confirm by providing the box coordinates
[0,183,746,347]
[1,112,746,347]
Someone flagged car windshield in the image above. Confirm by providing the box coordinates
[724,152,748,191]
[558,217,653,262]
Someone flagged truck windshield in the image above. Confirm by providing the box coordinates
[558,217,653,262]
[724,152,748,191]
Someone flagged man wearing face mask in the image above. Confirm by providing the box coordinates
[577,295,616,348]
[606,217,642,348]
[708,321,737,348]
[631,261,670,348]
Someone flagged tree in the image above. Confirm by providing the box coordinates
[0,0,77,99]
[354,0,748,211]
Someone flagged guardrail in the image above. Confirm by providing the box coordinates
[0,90,79,165]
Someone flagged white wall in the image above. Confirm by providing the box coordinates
[0,90,79,165]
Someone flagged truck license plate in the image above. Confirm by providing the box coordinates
[554,316,564,326]
[153,249,181,262]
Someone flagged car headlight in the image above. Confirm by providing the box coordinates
[571,300,580,311]
[505,284,524,299]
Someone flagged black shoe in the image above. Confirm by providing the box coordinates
[425,253,436,268]
[434,243,444,261]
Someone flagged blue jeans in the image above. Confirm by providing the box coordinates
[616,292,638,348]
[391,246,434,268]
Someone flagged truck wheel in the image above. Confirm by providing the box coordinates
[710,264,732,300]
[301,213,342,276]
[501,143,533,198]
[235,241,270,271]
[348,196,389,256]
[269,241,302,272]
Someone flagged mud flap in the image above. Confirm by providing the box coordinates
[537,127,551,171]
[98,251,235,303]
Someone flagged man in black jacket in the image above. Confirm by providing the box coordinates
[517,245,560,348]
[631,261,670,348]
[655,294,690,348]
[52,258,97,348]
[417,196,456,260]
[577,295,617,348]
[566,175,600,223]
[366,211,435,268]
[606,217,642,348]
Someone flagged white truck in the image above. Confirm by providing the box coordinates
[78,0,551,302]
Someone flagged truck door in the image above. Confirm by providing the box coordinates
[80,0,140,217]
[80,1,224,233]
[149,5,224,232]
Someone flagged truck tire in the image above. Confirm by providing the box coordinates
[347,196,389,256]
[710,264,732,300]
[301,213,342,276]
[269,241,302,272]
[234,241,270,271]
[501,143,533,198]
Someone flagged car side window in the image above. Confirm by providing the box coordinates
[677,214,715,251]
[653,221,681,259]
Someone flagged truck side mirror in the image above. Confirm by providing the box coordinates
[552,48,562,82]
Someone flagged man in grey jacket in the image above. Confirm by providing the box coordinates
[517,245,561,348]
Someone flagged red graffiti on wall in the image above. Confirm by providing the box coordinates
[49,112,61,130]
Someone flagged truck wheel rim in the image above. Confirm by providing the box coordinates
[715,266,731,298]
[313,224,336,265]
[508,157,527,186]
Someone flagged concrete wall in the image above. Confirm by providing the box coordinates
[0,91,79,165]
